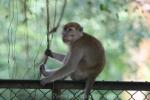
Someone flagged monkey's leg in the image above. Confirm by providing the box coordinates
[41,69,55,77]
[41,69,67,80]
[84,78,95,100]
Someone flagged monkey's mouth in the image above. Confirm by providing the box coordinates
[63,39,70,43]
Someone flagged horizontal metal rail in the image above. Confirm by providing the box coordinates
[0,80,149,91]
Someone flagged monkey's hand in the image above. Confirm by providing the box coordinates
[40,78,52,86]
[40,78,48,86]
[44,49,53,58]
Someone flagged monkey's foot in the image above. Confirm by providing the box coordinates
[40,78,48,86]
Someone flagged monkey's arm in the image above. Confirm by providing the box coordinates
[41,48,83,85]
[52,52,66,62]
[40,64,58,77]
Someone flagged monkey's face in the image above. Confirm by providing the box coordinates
[62,22,83,45]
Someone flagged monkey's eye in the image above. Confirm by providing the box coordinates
[66,28,72,32]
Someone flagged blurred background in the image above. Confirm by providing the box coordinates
[0,0,150,81]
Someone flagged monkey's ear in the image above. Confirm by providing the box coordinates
[79,26,83,32]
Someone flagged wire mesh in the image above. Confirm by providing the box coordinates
[0,89,51,100]
[0,80,150,100]
[0,89,150,100]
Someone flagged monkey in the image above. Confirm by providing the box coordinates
[40,22,105,100]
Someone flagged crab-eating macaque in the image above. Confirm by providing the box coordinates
[40,22,105,100]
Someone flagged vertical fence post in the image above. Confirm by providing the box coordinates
[52,82,61,100]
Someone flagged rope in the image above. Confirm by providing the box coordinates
[42,0,67,65]
[46,0,50,50]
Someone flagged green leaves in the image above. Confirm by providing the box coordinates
[100,4,111,12]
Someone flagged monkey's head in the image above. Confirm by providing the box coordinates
[62,22,83,45]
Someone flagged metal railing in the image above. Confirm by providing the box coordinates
[0,80,150,100]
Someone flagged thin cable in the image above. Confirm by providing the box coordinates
[8,0,15,78]
[53,0,58,27]
[48,0,67,48]
[43,0,67,65]
[48,0,67,45]
[25,0,30,68]
[12,0,18,79]
[23,0,30,79]
[41,0,67,65]
[47,0,67,37]
[11,0,15,69]
[46,0,50,50]
[55,0,67,28]
[7,0,11,78]
[33,0,41,79]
